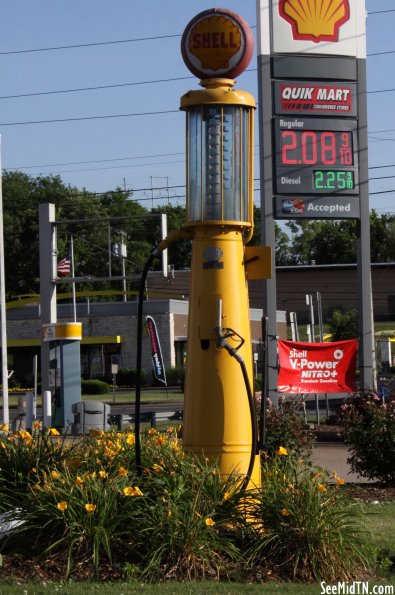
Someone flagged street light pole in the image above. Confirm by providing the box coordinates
[0,139,8,426]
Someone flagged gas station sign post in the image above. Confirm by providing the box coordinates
[256,0,376,396]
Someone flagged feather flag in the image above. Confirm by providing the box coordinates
[145,315,167,386]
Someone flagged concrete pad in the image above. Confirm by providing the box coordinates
[311,443,374,484]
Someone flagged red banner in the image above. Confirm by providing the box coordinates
[278,339,357,394]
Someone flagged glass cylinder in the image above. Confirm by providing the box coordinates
[186,104,253,224]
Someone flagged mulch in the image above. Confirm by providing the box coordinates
[343,483,395,502]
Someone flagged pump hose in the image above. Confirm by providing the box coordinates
[238,357,259,491]
[134,251,156,475]
[134,230,191,475]
[134,229,257,488]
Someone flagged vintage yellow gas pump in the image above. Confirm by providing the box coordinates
[179,9,271,489]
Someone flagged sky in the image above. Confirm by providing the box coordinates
[0,1,394,214]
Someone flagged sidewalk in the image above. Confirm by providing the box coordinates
[311,442,373,483]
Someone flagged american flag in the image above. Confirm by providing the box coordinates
[57,256,71,276]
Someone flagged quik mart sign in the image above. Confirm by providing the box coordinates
[257,0,367,220]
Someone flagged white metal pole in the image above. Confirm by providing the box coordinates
[42,390,52,428]
[33,354,38,419]
[70,235,77,323]
[0,139,9,426]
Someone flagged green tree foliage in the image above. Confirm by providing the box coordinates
[3,169,395,300]
[327,308,359,341]
[149,204,191,271]
[3,172,76,299]
[370,209,395,262]
[285,219,357,264]
[250,206,293,265]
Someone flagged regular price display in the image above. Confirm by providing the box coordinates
[280,129,353,167]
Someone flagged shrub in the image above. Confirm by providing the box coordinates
[337,390,395,485]
[327,308,358,341]
[0,427,373,582]
[0,426,74,494]
[262,397,316,459]
[254,374,263,392]
[116,368,148,387]
[81,379,109,395]
[246,449,370,582]
[164,366,184,387]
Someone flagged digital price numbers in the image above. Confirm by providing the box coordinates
[280,130,353,167]
[314,170,354,191]
[275,118,358,196]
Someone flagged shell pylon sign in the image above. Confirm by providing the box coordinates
[256,0,376,401]
[258,0,365,58]
[279,0,350,43]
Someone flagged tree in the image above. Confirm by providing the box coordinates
[327,309,359,341]
[285,219,357,264]
[370,210,395,262]
[250,206,294,265]
[3,172,80,299]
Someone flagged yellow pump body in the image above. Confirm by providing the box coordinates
[180,79,266,488]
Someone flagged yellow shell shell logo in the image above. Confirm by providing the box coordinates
[188,15,242,71]
[279,0,350,43]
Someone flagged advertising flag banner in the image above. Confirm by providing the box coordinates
[145,315,167,386]
[278,339,357,393]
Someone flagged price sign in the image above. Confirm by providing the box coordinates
[274,117,358,196]
[280,130,353,166]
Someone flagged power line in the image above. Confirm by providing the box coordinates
[368,9,395,15]
[0,33,182,56]
[19,159,185,176]
[0,76,195,100]
[9,152,185,170]
[1,84,395,127]
[0,65,391,103]
[0,18,392,58]
[0,109,179,127]
[6,147,395,175]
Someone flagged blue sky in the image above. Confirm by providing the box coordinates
[0,1,394,214]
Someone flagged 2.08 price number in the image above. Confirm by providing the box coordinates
[280,130,353,167]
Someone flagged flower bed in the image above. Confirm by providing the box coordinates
[0,425,375,583]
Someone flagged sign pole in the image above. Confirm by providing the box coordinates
[0,139,9,426]
[256,0,376,393]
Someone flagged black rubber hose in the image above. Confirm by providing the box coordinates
[238,357,259,491]
[135,251,156,475]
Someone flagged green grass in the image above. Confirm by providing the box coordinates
[7,390,184,408]
[363,501,395,555]
[290,321,395,342]
[0,579,394,594]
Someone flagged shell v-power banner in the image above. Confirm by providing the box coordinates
[278,339,358,393]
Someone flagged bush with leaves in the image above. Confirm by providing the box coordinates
[81,379,109,395]
[245,447,369,582]
[263,397,316,459]
[327,308,358,341]
[337,390,395,485]
[0,425,373,583]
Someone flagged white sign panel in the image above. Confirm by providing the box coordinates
[257,0,366,58]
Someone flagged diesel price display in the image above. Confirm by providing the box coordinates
[274,117,358,196]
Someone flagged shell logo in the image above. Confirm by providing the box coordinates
[188,16,241,71]
[181,9,254,80]
[279,0,350,43]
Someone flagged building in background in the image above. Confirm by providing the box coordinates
[5,262,395,385]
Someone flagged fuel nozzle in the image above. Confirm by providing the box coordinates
[215,299,245,363]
